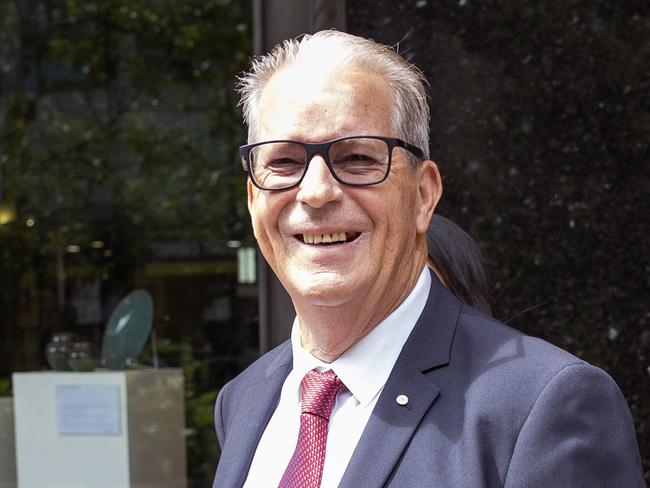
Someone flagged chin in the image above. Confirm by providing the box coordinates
[284,270,360,307]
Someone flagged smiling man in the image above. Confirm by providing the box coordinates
[212,31,644,488]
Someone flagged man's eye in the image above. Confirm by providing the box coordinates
[338,153,378,164]
[266,158,304,170]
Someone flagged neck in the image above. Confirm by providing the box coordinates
[293,252,427,363]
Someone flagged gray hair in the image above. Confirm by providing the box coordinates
[237,30,431,161]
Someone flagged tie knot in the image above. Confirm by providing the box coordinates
[300,369,343,419]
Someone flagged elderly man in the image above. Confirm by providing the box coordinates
[213,31,644,488]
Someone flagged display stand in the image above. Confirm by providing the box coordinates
[12,369,186,488]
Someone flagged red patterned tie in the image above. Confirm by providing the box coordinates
[278,369,344,488]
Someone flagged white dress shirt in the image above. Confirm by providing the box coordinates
[243,268,431,488]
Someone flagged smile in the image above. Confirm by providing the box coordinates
[299,232,361,245]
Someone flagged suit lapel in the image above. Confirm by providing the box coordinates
[339,357,441,488]
[217,343,293,488]
[339,273,461,487]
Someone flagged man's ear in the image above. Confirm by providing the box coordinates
[415,160,443,234]
[247,179,258,239]
[247,178,254,212]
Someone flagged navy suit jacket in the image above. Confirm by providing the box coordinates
[213,274,645,487]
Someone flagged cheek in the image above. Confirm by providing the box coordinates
[384,185,419,246]
[248,199,262,239]
[249,193,286,246]
[248,192,271,243]
[363,196,403,251]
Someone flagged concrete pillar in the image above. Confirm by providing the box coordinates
[252,0,346,352]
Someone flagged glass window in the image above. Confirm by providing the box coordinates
[0,1,254,484]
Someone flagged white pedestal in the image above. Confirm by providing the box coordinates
[0,397,17,488]
[12,369,186,488]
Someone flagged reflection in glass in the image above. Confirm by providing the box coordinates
[102,290,154,370]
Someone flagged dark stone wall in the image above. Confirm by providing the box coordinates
[348,0,649,478]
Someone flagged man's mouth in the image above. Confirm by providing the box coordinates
[298,232,361,245]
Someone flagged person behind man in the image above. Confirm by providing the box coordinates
[213,31,644,488]
[427,214,493,316]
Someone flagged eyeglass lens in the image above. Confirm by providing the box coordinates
[247,137,391,189]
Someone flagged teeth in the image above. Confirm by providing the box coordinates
[302,232,347,244]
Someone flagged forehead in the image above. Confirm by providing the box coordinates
[257,64,395,142]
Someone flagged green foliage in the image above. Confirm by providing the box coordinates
[186,388,221,483]
[1,0,252,242]
[0,378,11,396]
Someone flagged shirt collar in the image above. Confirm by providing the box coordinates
[291,267,431,406]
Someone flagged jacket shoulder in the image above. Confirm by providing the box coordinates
[455,305,588,379]
[220,340,292,398]
[214,340,292,446]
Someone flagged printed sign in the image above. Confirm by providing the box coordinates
[55,384,121,435]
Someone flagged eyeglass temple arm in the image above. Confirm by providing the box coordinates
[395,139,424,159]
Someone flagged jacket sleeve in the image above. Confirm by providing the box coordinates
[504,363,645,488]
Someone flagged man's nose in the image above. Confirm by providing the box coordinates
[296,155,343,208]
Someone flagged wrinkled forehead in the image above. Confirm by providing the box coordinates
[256,63,396,142]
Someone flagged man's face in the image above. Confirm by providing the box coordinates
[248,65,441,314]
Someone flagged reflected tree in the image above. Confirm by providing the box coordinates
[0,0,252,325]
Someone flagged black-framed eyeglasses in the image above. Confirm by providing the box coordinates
[240,135,424,191]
